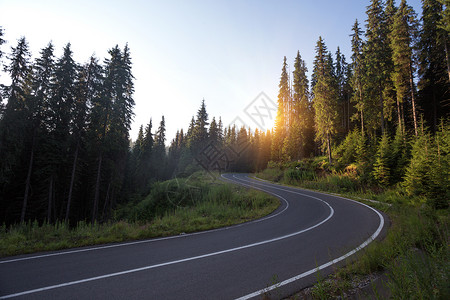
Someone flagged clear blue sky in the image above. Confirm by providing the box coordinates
[0,0,422,142]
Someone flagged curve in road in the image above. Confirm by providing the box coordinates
[0,174,386,300]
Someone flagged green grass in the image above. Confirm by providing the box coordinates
[0,172,279,257]
[260,167,449,299]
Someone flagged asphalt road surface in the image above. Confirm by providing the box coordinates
[0,173,386,299]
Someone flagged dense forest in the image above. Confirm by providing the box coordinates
[0,0,448,225]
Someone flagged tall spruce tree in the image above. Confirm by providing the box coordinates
[418,0,449,131]
[153,116,167,180]
[439,0,450,81]
[0,37,32,222]
[191,99,209,153]
[335,47,352,136]
[0,26,6,105]
[29,42,55,221]
[65,56,101,222]
[365,0,393,134]
[350,19,367,135]
[91,44,134,222]
[292,50,314,159]
[272,56,290,161]
[390,0,420,136]
[45,43,78,221]
[312,37,338,164]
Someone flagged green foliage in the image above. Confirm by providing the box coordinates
[1,174,279,257]
[372,133,391,186]
[334,128,362,168]
[312,37,339,164]
[403,122,450,208]
[283,168,317,184]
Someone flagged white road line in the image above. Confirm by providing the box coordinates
[0,177,289,265]
[234,176,386,300]
[0,189,334,299]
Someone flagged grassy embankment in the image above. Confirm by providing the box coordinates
[0,172,279,257]
[257,160,449,299]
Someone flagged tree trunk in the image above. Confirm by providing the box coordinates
[445,39,450,82]
[396,97,402,134]
[47,176,53,222]
[65,143,79,223]
[359,87,364,136]
[101,181,111,221]
[432,83,438,132]
[409,62,418,136]
[379,83,385,134]
[92,153,102,224]
[347,94,351,132]
[326,131,332,164]
[21,143,34,223]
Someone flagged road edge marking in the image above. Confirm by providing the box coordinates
[234,176,385,300]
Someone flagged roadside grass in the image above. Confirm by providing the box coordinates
[0,172,279,257]
[258,168,449,299]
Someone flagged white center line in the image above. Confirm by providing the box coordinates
[0,176,335,299]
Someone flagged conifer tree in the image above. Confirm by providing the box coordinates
[312,37,338,164]
[390,123,409,183]
[186,116,195,148]
[141,119,154,179]
[292,50,314,158]
[390,0,419,136]
[29,43,55,221]
[418,0,449,131]
[192,99,209,152]
[272,56,289,161]
[335,47,352,135]
[364,0,393,133]
[152,116,167,180]
[350,19,367,135]
[46,43,78,221]
[209,116,220,145]
[372,133,391,186]
[0,26,6,105]
[92,44,134,222]
[438,0,450,81]
[0,37,32,222]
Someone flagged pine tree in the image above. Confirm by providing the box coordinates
[192,99,209,153]
[418,0,449,131]
[272,56,290,161]
[312,37,338,164]
[29,42,55,221]
[403,129,432,197]
[91,44,134,222]
[45,43,78,221]
[292,50,314,159]
[372,133,391,186]
[209,116,220,145]
[335,47,352,136]
[390,0,420,136]
[153,116,167,180]
[390,123,409,184]
[0,26,6,105]
[0,37,32,222]
[365,0,393,133]
[65,56,103,222]
[186,116,195,148]
[350,19,367,135]
[438,0,450,81]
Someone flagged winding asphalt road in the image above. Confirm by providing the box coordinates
[0,174,386,299]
